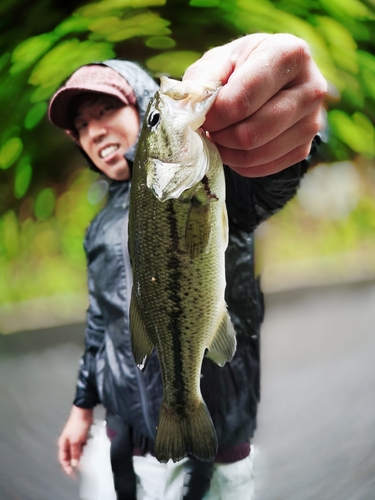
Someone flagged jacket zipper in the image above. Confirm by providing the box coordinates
[122,197,155,439]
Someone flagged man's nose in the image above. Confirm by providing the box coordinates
[87,120,106,142]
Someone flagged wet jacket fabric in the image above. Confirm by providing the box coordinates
[72,59,318,453]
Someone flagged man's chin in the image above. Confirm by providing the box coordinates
[110,166,131,181]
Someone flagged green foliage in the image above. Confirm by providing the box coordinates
[29,39,116,102]
[0,137,23,170]
[24,102,48,130]
[329,111,375,157]
[0,169,104,304]
[256,159,375,289]
[34,188,56,220]
[146,50,201,76]
[10,33,60,75]
[145,36,176,49]
[14,157,32,198]
[1,0,375,308]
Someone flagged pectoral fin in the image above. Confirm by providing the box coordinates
[185,199,210,259]
[206,311,237,366]
[129,292,154,370]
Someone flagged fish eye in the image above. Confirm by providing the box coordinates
[147,111,160,129]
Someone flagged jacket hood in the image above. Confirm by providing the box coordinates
[102,60,159,164]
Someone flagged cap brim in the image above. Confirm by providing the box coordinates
[48,84,128,130]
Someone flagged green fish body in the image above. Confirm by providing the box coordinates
[128,77,236,463]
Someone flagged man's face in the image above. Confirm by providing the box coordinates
[73,95,140,181]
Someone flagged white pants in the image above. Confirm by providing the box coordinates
[134,451,255,500]
[79,421,255,500]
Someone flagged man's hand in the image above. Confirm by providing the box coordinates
[183,33,327,177]
[57,406,94,475]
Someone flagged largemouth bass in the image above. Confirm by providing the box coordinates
[128,76,237,463]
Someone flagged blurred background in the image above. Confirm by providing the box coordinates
[1,0,375,499]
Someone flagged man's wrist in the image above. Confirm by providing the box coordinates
[70,405,94,421]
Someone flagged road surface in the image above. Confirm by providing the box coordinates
[0,281,374,499]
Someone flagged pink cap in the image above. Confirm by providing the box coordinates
[48,64,137,130]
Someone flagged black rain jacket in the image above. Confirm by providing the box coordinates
[72,59,318,453]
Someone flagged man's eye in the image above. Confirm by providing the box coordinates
[100,105,114,115]
[76,122,87,131]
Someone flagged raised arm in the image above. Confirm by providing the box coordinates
[224,134,321,232]
[183,33,327,178]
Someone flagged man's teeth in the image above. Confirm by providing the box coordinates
[100,145,118,158]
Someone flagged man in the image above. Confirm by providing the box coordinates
[49,33,326,499]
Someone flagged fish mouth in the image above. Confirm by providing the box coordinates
[146,135,210,202]
[146,158,208,202]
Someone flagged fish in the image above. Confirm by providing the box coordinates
[128,76,237,463]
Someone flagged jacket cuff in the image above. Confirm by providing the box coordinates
[73,391,99,409]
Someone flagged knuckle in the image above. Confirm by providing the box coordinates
[313,116,323,136]
[237,122,258,150]
[296,38,312,60]
[280,34,311,68]
[266,34,318,85]
[292,36,311,61]
[298,114,323,141]
[224,89,254,124]
[58,435,66,446]
[221,147,252,169]
[295,143,312,163]
[307,114,322,138]
[311,78,328,104]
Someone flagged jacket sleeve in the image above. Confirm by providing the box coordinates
[225,134,322,233]
[73,252,105,409]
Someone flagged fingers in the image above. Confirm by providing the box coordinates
[209,84,324,152]
[183,33,268,85]
[58,434,85,476]
[58,436,74,475]
[229,144,313,178]
[57,407,93,476]
[215,110,322,177]
[185,34,325,133]
[184,33,327,175]
[208,38,312,132]
[187,35,316,177]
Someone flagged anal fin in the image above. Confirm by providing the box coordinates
[206,311,237,366]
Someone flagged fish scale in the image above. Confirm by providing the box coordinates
[128,76,237,463]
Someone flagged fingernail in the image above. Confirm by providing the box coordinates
[70,459,78,468]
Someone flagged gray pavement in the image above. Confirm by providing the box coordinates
[0,325,84,500]
[254,281,375,500]
[0,281,374,499]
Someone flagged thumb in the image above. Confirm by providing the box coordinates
[183,44,233,84]
[183,34,269,84]
[182,46,232,132]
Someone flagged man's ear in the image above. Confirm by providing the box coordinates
[66,129,80,145]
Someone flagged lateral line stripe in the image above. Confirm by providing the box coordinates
[166,201,186,408]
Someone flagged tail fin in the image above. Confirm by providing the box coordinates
[155,400,218,463]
